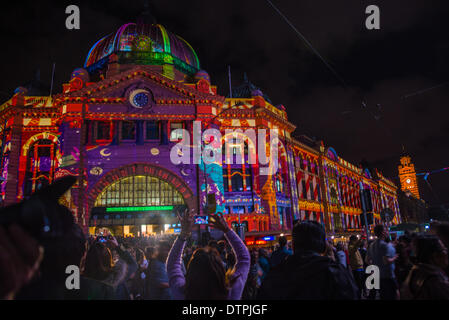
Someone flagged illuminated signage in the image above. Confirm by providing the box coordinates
[262,236,275,241]
[246,240,267,245]
[106,206,174,212]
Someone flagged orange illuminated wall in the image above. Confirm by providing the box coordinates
[398,156,420,199]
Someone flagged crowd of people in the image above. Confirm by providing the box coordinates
[1,179,449,300]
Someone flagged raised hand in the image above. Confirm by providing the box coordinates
[177,208,194,239]
[108,235,119,248]
[208,212,230,233]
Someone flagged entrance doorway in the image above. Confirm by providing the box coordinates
[90,174,186,236]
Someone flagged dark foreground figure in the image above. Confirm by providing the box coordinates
[401,234,449,299]
[258,221,359,299]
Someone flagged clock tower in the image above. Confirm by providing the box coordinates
[398,155,420,199]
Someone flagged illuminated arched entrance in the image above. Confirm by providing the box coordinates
[87,163,196,236]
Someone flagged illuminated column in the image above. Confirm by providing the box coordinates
[355,184,361,208]
[4,108,23,205]
[304,172,310,200]
[349,182,354,207]
[298,173,304,199]
[342,182,347,206]
[311,175,316,201]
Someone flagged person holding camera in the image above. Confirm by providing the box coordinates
[166,210,250,300]
[83,235,138,299]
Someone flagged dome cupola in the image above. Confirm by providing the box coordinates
[84,23,200,76]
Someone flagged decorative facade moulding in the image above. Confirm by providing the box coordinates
[298,199,322,212]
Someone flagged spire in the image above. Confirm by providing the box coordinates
[243,72,248,83]
[137,0,156,25]
[34,68,41,81]
[400,144,410,158]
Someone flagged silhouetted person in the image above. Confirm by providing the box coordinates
[83,235,138,300]
[366,224,399,300]
[146,240,172,300]
[258,221,359,299]
[432,222,449,276]
[401,234,449,299]
[348,235,364,297]
[270,236,292,268]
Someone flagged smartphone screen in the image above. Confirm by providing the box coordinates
[194,215,209,225]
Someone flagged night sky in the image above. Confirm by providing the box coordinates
[1,0,448,205]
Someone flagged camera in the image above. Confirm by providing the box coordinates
[0,176,77,241]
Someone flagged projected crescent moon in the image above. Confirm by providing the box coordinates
[181,169,190,176]
[100,148,112,157]
[150,148,160,156]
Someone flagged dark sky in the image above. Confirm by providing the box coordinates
[1,0,448,205]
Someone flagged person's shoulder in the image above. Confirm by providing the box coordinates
[79,276,115,299]
[150,259,163,268]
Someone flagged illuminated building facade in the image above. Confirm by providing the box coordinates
[0,20,401,237]
[217,83,402,238]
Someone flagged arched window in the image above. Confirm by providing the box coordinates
[94,175,185,207]
[231,169,244,191]
[24,139,57,197]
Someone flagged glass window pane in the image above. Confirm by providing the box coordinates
[170,122,183,140]
[97,121,111,140]
[122,121,136,140]
[146,121,159,140]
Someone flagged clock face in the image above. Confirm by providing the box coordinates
[406,178,411,184]
[133,92,148,107]
[132,35,152,51]
[129,89,151,108]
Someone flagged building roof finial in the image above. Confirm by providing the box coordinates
[137,0,156,25]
